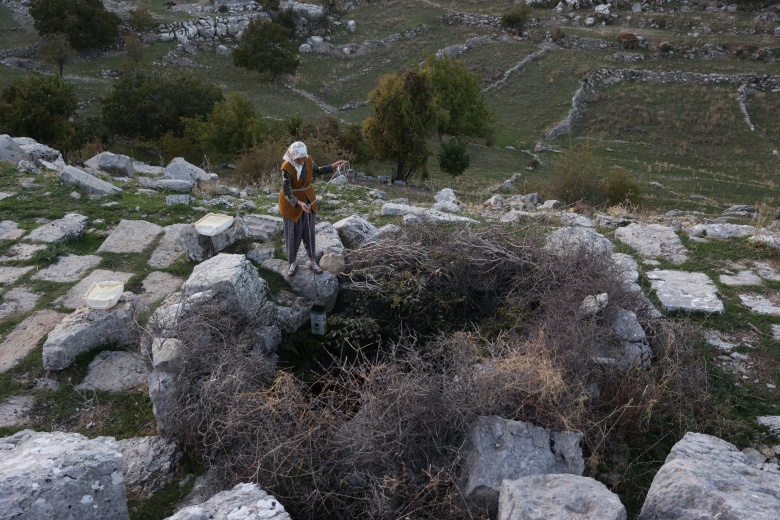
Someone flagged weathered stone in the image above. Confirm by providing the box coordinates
[611,253,639,284]
[688,223,756,239]
[59,166,123,195]
[246,245,275,264]
[133,162,164,176]
[55,270,133,310]
[609,308,651,368]
[0,134,31,163]
[647,270,723,314]
[0,286,40,320]
[540,199,561,210]
[580,293,608,316]
[263,258,339,311]
[739,294,780,315]
[253,325,282,355]
[0,395,34,427]
[14,137,63,164]
[754,261,780,282]
[750,230,780,250]
[615,223,688,264]
[294,221,344,270]
[137,271,183,312]
[773,325,780,341]
[163,157,210,182]
[638,432,780,520]
[116,436,181,499]
[757,416,780,436]
[182,253,268,317]
[155,179,195,193]
[0,220,24,240]
[561,213,594,227]
[0,310,66,372]
[151,338,184,374]
[433,200,461,213]
[274,295,311,334]
[463,416,584,504]
[244,214,284,242]
[166,194,192,206]
[179,218,249,262]
[43,294,138,371]
[499,474,627,520]
[149,224,189,269]
[76,350,149,392]
[84,152,136,177]
[545,226,614,256]
[147,370,176,435]
[380,202,477,223]
[97,220,164,253]
[165,482,291,520]
[24,213,88,243]
[0,243,47,262]
[0,430,130,520]
[31,254,101,282]
[333,214,378,249]
[720,270,762,286]
[723,204,758,217]
[0,265,34,285]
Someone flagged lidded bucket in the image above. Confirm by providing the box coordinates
[310,305,326,336]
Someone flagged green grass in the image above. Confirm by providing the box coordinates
[0,5,38,50]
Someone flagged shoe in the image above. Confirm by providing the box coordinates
[287,262,298,276]
[309,260,323,274]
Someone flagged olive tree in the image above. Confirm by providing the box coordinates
[36,33,75,77]
[364,68,438,182]
[232,20,300,79]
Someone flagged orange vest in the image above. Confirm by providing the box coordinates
[278,157,318,222]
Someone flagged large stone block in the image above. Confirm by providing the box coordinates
[97,220,163,254]
[182,253,268,317]
[614,223,687,264]
[163,157,210,182]
[24,213,88,243]
[59,166,123,196]
[178,218,249,262]
[43,294,138,371]
[333,214,378,249]
[0,134,31,164]
[116,436,181,499]
[647,270,724,314]
[164,482,290,520]
[0,430,130,520]
[84,151,136,177]
[147,370,177,435]
[262,258,339,311]
[244,213,284,242]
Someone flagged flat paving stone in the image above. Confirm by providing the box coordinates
[647,270,724,314]
[0,310,66,372]
[0,266,34,285]
[739,294,780,316]
[137,271,183,312]
[148,224,189,269]
[0,220,24,240]
[754,261,780,282]
[0,192,15,201]
[0,287,39,321]
[55,269,133,310]
[97,219,163,253]
[720,270,763,286]
[614,223,688,264]
[76,351,149,392]
[31,254,101,282]
[0,395,33,427]
[0,243,46,262]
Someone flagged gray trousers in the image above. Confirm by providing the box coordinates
[284,212,316,264]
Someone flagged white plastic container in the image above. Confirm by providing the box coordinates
[194,213,234,236]
[84,281,125,310]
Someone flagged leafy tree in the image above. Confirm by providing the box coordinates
[0,74,77,150]
[29,0,121,51]
[364,68,438,182]
[102,66,223,139]
[36,33,75,78]
[128,8,157,33]
[284,113,303,140]
[422,54,492,142]
[183,92,267,159]
[232,20,300,79]
[339,123,373,165]
[124,30,146,63]
[438,136,470,189]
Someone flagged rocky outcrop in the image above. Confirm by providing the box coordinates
[639,432,780,519]
[182,253,268,318]
[334,214,379,249]
[0,430,130,520]
[116,436,181,499]
[164,482,290,520]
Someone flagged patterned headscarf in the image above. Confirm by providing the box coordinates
[283,141,308,179]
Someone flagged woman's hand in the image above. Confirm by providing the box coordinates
[298,200,312,213]
[332,160,348,170]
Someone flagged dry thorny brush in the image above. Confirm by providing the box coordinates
[164,223,728,519]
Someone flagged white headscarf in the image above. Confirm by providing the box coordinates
[283,141,308,180]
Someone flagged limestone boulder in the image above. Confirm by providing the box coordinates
[463,416,584,505]
[155,179,195,193]
[43,294,138,371]
[638,432,780,520]
[334,214,379,249]
[499,474,627,520]
[148,370,176,435]
[163,157,210,182]
[151,338,184,374]
[164,482,290,520]
[544,226,615,256]
[75,351,149,392]
[0,134,31,164]
[116,436,181,499]
[263,258,339,311]
[59,166,123,196]
[244,214,284,242]
[687,223,756,239]
[182,253,268,318]
[380,202,477,223]
[24,213,88,243]
[179,218,249,262]
[0,430,130,520]
[13,137,63,164]
[84,152,136,177]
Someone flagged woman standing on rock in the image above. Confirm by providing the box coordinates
[278,141,347,276]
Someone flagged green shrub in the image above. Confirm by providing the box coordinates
[501,4,533,31]
[128,8,156,32]
[545,144,607,206]
[232,20,300,78]
[338,123,373,165]
[604,168,644,207]
[218,4,229,13]
[30,0,120,51]
[438,136,471,189]
[551,27,566,42]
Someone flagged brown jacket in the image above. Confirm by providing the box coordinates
[278,157,318,222]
